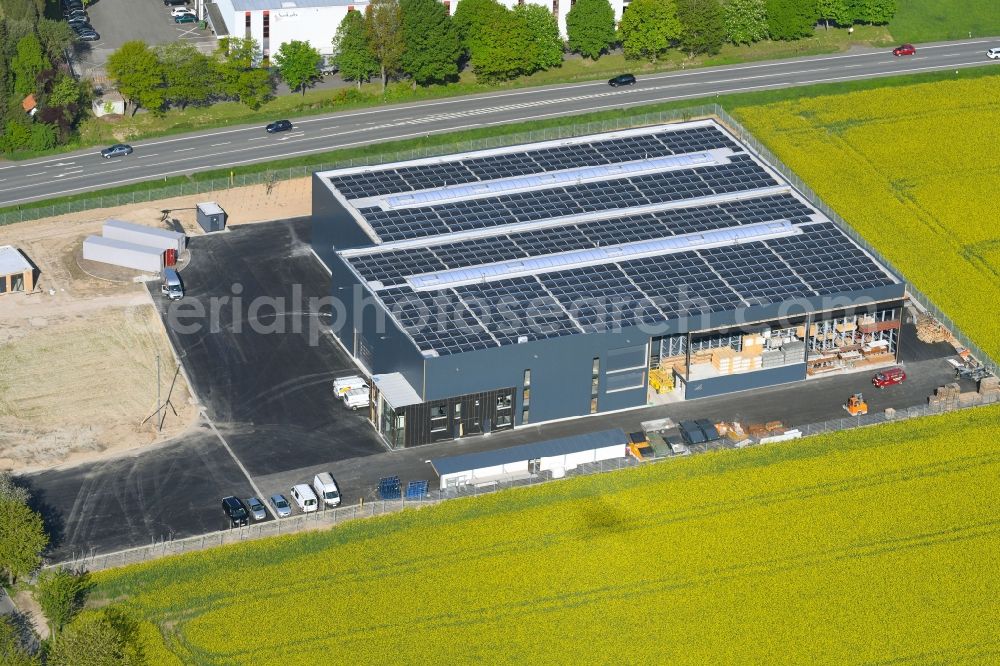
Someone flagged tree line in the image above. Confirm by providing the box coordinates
[0,0,89,152]
[1,472,143,665]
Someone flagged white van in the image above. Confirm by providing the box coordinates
[290,484,318,513]
[160,268,184,300]
[312,473,341,507]
[342,387,369,410]
[332,375,366,397]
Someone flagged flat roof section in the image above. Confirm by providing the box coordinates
[0,245,31,275]
[431,428,628,477]
[318,120,903,358]
[372,372,422,408]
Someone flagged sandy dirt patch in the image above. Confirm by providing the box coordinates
[0,178,310,472]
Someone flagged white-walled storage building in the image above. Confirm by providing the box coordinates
[205,0,626,62]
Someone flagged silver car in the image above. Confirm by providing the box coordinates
[246,497,267,521]
[270,494,292,518]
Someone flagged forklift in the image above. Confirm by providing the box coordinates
[844,393,868,416]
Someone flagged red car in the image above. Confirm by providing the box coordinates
[893,44,916,56]
[872,367,906,388]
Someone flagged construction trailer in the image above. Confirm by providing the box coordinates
[0,245,35,294]
[102,219,185,253]
[82,236,164,273]
[196,202,227,233]
[430,428,628,490]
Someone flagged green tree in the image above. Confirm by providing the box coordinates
[46,74,83,108]
[28,122,56,151]
[0,615,40,666]
[11,34,48,97]
[333,11,379,89]
[468,9,528,82]
[849,0,895,24]
[0,119,32,153]
[722,0,768,44]
[47,607,144,666]
[273,39,322,95]
[0,473,30,504]
[35,568,92,640]
[816,0,850,28]
[617,0,682,61]
[106,41,165,115]
[765,0,818,40]
[452,0,508,52]
[676,0,725,56]
[0,492,48,584]
[365,0,405,92]
[515,4,563,71]
[566,0,616,60]
[215,37,273,108]
[400,0,462,86]
[157,42,217,109]
[35,19,74,63]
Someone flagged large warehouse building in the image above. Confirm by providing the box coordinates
[207,0,627,61]
[312,119,907,448]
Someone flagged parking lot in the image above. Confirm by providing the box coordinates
[70,0,216,74]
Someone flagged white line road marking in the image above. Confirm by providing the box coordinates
[247,137,267,141]
[54,169,84,178]
[136,153,159,159]
[174,147,196,152]
[24,172,46,177]
[53,161,76,167]
[210,142,230,146]
[0,56,991,205]
[203,415,268,504]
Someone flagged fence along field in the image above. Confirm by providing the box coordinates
[91,406,1000,664]
[733,75,1000,362]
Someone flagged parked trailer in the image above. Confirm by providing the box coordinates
[82,236,163,272]
[102,219,185,253]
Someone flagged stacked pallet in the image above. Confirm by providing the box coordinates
[649,367,674,394]
[928,382,961,407]
[916,313,953,344]
[979,376,1000,399]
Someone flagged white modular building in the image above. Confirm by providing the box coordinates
[206,0,628,62]
[430,428,628,490]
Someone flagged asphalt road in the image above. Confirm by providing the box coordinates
[2,37,999,207]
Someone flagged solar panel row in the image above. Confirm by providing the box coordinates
[329,125,739,199]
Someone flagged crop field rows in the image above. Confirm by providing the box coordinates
[734,75,1000,362]
[92,406,1000,664]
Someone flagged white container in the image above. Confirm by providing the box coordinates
[83,236,162,272]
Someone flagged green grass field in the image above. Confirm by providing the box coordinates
[734,73,1000,362]
[91,406,1000,664]
[891,0,1000,42]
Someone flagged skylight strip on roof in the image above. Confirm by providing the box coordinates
[406,220,801,292]
[381,153,717,210]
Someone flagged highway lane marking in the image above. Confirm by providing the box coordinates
[136,153,159,159]
[54,169,84,178]
[210,142,230,146]
[24,171,47,177]
[174,147,196,152]
[247,137,267,141]
[0,56,992,205]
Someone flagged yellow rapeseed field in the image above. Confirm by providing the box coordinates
[733,75,1000,361]
[93,405,1000,664]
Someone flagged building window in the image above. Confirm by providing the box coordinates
[430,403,447,432]
[590,357,599,413]
[552,0,558,14]
[263,10,269,38]
[244,11,251,38]
[443,0,450,13]
[522,369,531,424]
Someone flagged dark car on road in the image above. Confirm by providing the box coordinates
[872,367,906,388]
[892,44,916,56]
[76,30,100,41]
[100,144,133,158]
[174,12,197,22]
[164,0,189,5]
[608,73,637,87]
[266,119,293,133]
[222,496,249,527]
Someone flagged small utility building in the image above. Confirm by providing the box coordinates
[0,246,35,294]
[312,119,907,448]
[431,428,628,490]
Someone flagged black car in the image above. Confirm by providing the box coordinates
[164,0,189,5]
[63,0,84,9]
[608,73,637,87]
[222,496,249,527]
[67,15,90,26]
[266,119,292,133]
[65,8,87,18]
[76,30,99,41]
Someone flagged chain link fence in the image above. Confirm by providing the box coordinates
[0,106,715,227]
[55,390,998,573]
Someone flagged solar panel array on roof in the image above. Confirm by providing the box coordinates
[328,123,899,357]
[328,124,739,200]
